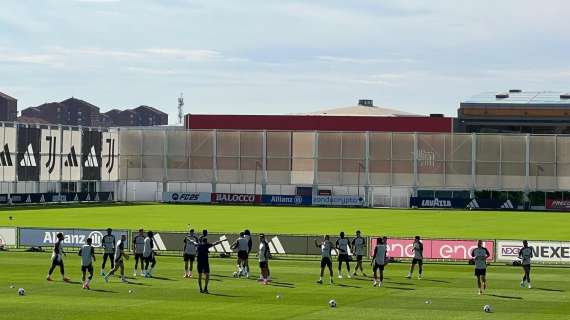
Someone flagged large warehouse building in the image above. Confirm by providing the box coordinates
[185,99,454,132]
[458,90,570,133]
[2,92,570,210]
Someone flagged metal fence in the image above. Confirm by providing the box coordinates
[2,120,570,199]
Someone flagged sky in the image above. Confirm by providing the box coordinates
[1,0,570,123]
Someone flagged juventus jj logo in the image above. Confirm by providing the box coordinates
[84,146,99,167]
[19,144,37,167]
[45,136,57,174]
[0,144,13,166]
[105,138,115,173]
[64,146,79,167]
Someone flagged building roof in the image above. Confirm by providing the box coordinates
[16,115,50,124]
[185,114,452,132]
[462,90,570,106]
[0,91,17,101]
[304,104,418,117]
[60,97,99,111]
[134,105,167,115]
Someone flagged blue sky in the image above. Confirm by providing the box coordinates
[1,0,569,123]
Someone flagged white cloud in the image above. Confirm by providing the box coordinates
[73,0,121,3]
[0,52,59,66]
[142,48,224,61]
[317,55,416,64]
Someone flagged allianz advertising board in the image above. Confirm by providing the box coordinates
[19,228,128,248]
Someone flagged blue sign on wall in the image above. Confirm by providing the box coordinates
[262,195,312,206]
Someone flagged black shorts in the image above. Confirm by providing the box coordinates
[238,250,248,260]
[412,258,423,265]
[522,264,531,270]
[373,263,384,271]
[52,258,64,267]
[259,261,268,269]
[184,254,195,262]
[475,268,486,276]
[81,264,94,273]
[356,255,363,262]
[338,254,350,262]
[320,257,332,269]
[134,253,144,261]
[197,261,210,274]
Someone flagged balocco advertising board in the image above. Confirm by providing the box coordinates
[162,192,211,203]
[496,240,570,264]
[19,228,128,248]
[370,238,495,261]
[0,227,16,246]
[211,193,261,204]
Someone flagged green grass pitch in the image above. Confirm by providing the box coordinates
[1,204,570,319]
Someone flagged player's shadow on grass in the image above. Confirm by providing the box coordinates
[534,288,564,292]
[148,276,176,281]
[384,286,415,291]
[206,293,240,298]
[125,281,150,286]
[487,294,522,300]
[422,279,450,284]
[65,280,82,285]
[90,289,119,294]
[335,283,361,289]
[270,283,295,289]
[387,282,415,286]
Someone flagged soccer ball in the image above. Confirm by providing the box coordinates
[328,299,337,308]
[18,288,25,296]
[483,304,492,313]
[232,272,239,278]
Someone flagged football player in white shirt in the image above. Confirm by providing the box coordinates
[407,236,424,280]
[183,229,199,278]
[78,237,96,289]
[46,233,71,282]
[315,235,334,285]
[143,231,157,277]
[258,234,271,284]
[231,232,250,278]
[336,232,351,278]
[372,237,387,287]
[471,240,491,295]
[132,229,145,276]
[101,228,116,276]
[244,229,253,276]
[105,234,129,283]
[351,230,366,277]
[518,240,533,289]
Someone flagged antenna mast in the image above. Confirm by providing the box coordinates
[177,93,184,125]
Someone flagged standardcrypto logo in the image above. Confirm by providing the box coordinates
[88,231,104,247]
[171,193,179,201]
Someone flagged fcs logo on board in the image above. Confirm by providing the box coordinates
[84,146,99,167]
[19,144,37,167]
[0,144,13,167]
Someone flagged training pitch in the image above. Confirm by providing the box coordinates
[1,204,569,319]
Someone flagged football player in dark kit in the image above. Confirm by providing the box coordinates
[196,237,222,294]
